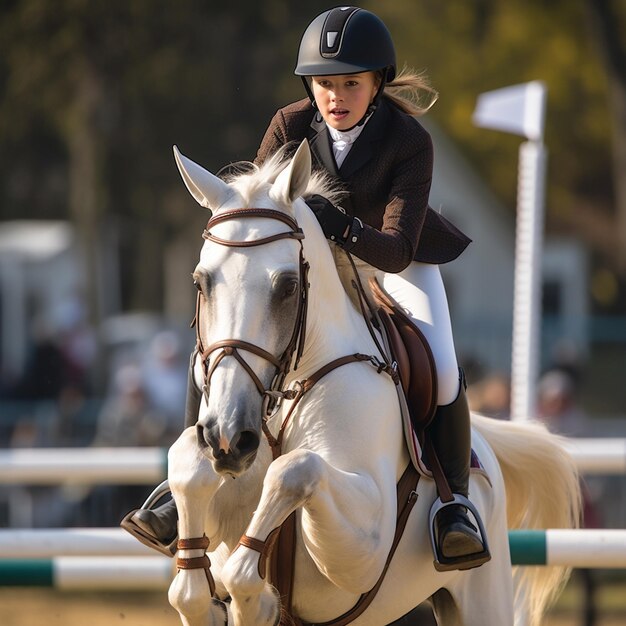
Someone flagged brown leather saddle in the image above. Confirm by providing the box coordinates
[368,276,438,437]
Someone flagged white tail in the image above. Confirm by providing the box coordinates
[471,413,582,626]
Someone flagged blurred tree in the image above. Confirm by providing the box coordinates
[0,0,332,316]
[584,0,626,273]
[0,0,623,316]
[371,0,624,292]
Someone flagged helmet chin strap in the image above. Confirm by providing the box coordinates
[301,76,317,108]
[351,78,385,129]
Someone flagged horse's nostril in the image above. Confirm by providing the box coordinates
[197,424,220,455]
[236,430,260,456]
[196,424,207,449]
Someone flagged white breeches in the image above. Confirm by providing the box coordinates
[381,262,460,406]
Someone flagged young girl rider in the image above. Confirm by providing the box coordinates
[124,6,490,571]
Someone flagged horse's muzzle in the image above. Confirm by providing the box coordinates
[196,423,260,475]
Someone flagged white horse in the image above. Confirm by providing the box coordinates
[165,140,580,626]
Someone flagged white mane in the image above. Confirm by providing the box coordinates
[222,144,345,208]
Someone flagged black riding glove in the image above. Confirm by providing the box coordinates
[305,194,353,244]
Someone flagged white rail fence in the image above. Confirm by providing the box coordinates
[0,439,624,484]
[0,439,624,588]
[0,527,625,566]
[0,528,626,589]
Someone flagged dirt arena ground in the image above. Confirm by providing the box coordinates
[1,589,626,626]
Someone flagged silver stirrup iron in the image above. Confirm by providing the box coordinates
[428,494,491,572]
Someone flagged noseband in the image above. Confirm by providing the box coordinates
[193,208,310,417]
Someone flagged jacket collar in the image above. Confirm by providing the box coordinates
[307,99,391,178]
[308,111,339,176]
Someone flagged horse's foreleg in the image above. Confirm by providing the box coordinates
[222,449,393,624]
[167,427,229,626]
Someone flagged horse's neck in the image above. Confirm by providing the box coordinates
[295,241,379,377]
[333,249,378,314]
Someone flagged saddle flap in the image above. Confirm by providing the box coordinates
[369,277,438,432]
[377,307,410,392]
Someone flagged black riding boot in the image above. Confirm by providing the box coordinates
[131,497,178,543]
[121,349,202,556]
[428,371,490,570]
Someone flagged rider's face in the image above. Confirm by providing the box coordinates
[311,72,380,130]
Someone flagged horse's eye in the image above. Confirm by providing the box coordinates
[193,279,202,292]
[283,279,299,298]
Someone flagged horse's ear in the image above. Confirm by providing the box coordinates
[269,140,311,206]
[173,146,231,210]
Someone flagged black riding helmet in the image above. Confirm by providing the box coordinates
[295,7,396,124]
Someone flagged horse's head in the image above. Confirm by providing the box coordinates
[174,141,315,476]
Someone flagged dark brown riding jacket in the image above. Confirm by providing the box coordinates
[254,97,471,273]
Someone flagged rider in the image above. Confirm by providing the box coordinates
[123,6,490,570]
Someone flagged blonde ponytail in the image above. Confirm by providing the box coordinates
[383,67,438,116]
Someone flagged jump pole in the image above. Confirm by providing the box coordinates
[2,528,626,570]
[1,529,625,589]
[0,556,173,590]
[0,528,154,557]
[2,440,624,483]
[0,447,168,485]
[509,529,626,568]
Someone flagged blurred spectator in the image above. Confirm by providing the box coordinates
[468,372,511,419]
[10,320,69,401]
[53,293,97,394]
[53,385,92,446]
[549,338,584,387]
[92,364,167,447]
[3,299,97,448]
[536,369,588,436]
[141,330,187,440]
[89,346,186,526]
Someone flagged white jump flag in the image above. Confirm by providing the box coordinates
[473,81,546,141]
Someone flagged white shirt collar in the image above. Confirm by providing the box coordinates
[326,117,370,168]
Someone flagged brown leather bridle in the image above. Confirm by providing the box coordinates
[193,208,310,418]
[192,207,397,447]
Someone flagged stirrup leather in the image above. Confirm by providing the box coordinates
[120,480,178,557]
[428,494,491,572]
